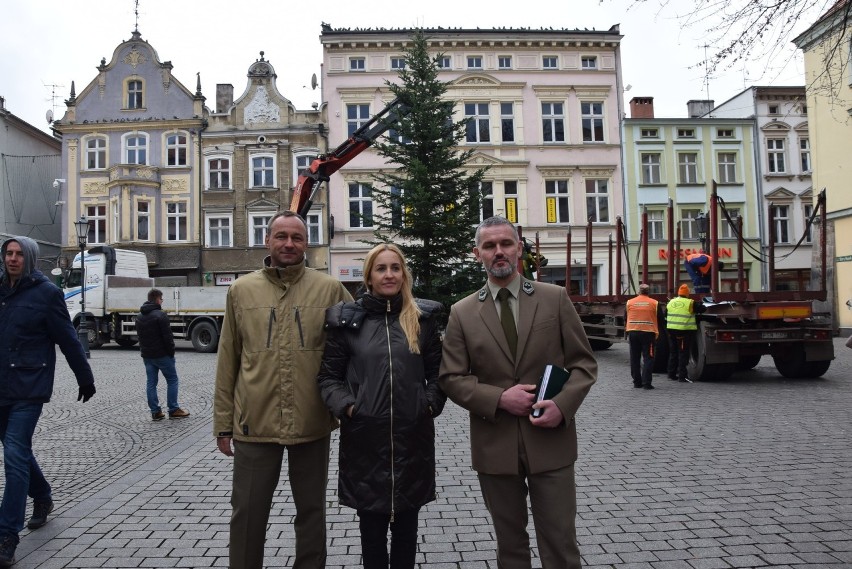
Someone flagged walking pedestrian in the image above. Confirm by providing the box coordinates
[666,284,706,382]
[626,283,660,389]
[0,237,96,567]
[317,243,446,569]
[214,211,352,569]
[136,288,189,420]
[439,216,598,569]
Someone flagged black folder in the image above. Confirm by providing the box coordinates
[531,365,571,418]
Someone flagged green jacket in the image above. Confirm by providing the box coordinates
[214,260,352,444]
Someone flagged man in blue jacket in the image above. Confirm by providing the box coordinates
[0,237,96,567]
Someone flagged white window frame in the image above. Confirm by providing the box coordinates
[135,199,151,242]
[249,211,275,247]
[250,154,276,188]
[498,55,512,69]
[86,204,107,245]
[85,135,107,170]
[585,179,610,223]
[467,55,483,69]
[641,153,662,184]
[767,139,786,173]
[348,182,373,228]
[545,180,570,224]
[541,102,565,143]
[717,128,734,138]
[803,203,813,243]
[500,102,514,142]
[677,128,695,139]
[205,213,233,248]
[166,201,189,242]
[165,132,188,167]
[678,153,699,184]
[581,56,597,70]
[207,156,232,190]
[721,207,741,239]
[581,101,605,143]
[437,55,451,69]
[122,132,148,165]
[640,128,658,139]
[390,57,406,70]
[127,79,143,109]
[306,209,323,245]
[542,55,558,69]
[349,57,365,72]
[680,208,702,240]
[111,200,120,243]
[347,103,370,137]
[293,151,318,186]
[717,152,737,183]
[799,138,811,173]
[772,204,790,244]
[465,102,490,143]
[647,210,665,241]
[479,181,494,222]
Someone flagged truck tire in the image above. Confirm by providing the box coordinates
[76,322,103,349]
[687,322,733,381]
[772,346,831,378]
[191,321,219,353]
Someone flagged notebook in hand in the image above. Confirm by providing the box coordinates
[531,364,571,418]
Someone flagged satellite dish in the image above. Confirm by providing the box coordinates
[46,109,54,124]
[311,73,318,90]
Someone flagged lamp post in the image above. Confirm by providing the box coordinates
[695,211,709,253]
[73,217,90,358]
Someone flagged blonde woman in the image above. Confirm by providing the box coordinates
[317,243,445,569]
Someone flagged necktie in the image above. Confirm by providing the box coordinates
[497,288,517,357]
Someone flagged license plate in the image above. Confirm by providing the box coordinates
[761,332,788,339]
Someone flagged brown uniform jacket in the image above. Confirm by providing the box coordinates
[439,278,597,475]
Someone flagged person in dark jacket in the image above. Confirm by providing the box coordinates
[317,243,446,569]
[0,236,96,567]
[136,289,189,420]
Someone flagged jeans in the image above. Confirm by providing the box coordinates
[358,508,420,569]
[0,402,52,541]
[144,356,180,413]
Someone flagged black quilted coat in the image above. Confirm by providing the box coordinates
[317,293,446,515]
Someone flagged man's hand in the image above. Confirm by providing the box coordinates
[217,436,234,457]
[498,384,536,416]
[530,400,564,428]
[77,384,96,403]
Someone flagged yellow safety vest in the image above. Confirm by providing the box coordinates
[666,297,697,331]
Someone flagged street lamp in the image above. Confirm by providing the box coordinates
[695,211,709,253]
[73,217,90,358]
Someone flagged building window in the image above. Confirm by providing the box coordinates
[545,180,569,224]
[768,104,779,115]
[390,57,406,69]
[640,128,658,138]
[251,155,275,188]
[541,102,565,143]
[717,153,737,183]
[717,128,734,138]
[678,153,699,184]
[348,182,373,228]
[306,210,322,244]
[677,128,695,138]
[136,200,150,241]
[800,138,811,172]
[86,204,107,244]
[767,139,786,173]
[293,152,317,185]
[465,102,490,143]
[772,205,790,243]
[349,57,365,72]
[437,55,451,69]
[721,208,741,239]
[680,209,701,240]
[166,133,188,167]
[800,104,808,115]
[804,203,813,243]
[504,181,518,223]
[581,56,597,69]
[206,214,232,248]
[500,102,514,142]
[641,153,661,184]
[498,56,512,69]
[542,56,558,69]
[585,179,609,223]
[208,157,231,190]
[479,182,494,222]
[249,212,274,247]
[85,136,107,170]
[124,134,148,165]
[347,104,370,137]
[111,201,120,243]
[467,56,482,69]
[127,79,143,109]
[647,210,665,240]
[581,102,604,142]
[166,202,188,242]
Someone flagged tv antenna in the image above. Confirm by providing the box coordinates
[134,0,140,32]
[43,81,65,124]
[701,44,712,102]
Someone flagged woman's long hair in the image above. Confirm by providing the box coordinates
[362,243,422,353]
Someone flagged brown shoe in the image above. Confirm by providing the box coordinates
[152,411,165,421]
[168,408,190,419]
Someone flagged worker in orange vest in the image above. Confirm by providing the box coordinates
[625,283,660,389]
[684,251,713,293]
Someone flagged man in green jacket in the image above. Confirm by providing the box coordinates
[214,211,352,569]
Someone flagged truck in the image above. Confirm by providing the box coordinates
[527,187,834,381]
[63,246,227,353]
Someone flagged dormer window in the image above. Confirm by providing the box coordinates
[127,79,143,109]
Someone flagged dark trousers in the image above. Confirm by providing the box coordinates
[357,507,420,569]
[628,331,656,386]
[667,330,694,380]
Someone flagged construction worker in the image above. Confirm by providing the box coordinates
[684,251,713,293]
[625,283,659,390]
[665,284,706,382]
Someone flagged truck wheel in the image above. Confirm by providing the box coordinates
[772,347,831,378]
[588,339,612,351]
[687,323,733,381]
[191,321,219,353]
[77,323,103,349]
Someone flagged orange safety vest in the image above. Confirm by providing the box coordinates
[625,295,659,336]
[686,253,713,276]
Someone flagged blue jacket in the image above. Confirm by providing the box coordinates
[0,270,94,402]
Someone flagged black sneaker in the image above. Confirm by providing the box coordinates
[0,535,17,567]
[27,499,54,529]
[643,384,655,390]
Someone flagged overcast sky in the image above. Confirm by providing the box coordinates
[1,0,820,135]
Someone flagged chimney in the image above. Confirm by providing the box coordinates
[687,99,714,118]
[629,97,654,119]
[0,95,5,111]
[216,84,234,113]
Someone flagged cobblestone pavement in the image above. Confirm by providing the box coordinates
[4,338,851,568]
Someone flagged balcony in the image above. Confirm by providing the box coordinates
[107,164,160,188]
